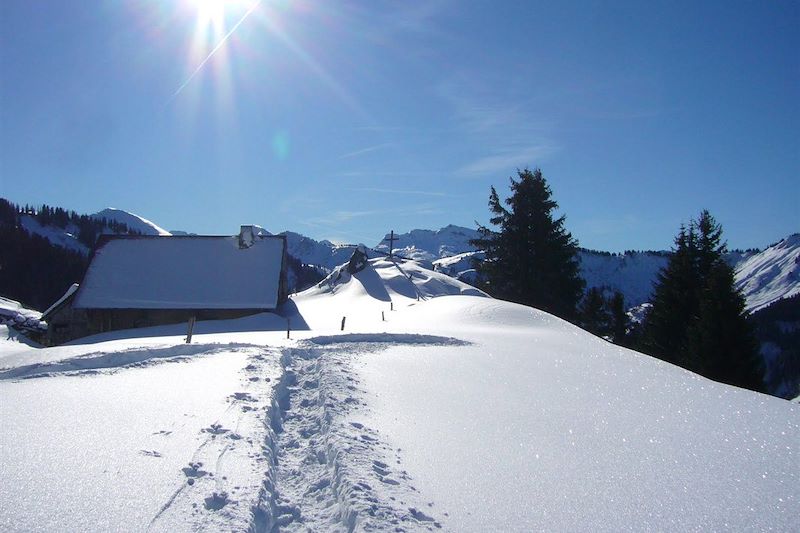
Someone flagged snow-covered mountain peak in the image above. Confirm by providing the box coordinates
[93,208,171,236]
[374,225,480,261]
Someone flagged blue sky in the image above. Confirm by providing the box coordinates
[1,0,798,251]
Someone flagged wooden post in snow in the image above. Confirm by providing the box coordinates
[341,316,346,331]
[186,316,196,344]
[286,318,290,339]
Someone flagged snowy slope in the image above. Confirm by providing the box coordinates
[93,207,172,236]
[735,234,800,313]
[17,207,169,255]
[19,214,89,254]
[281,231,359,272]
[1,255,797,531]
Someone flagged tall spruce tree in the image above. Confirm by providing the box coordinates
[579,287,608,336]
[471,168,584,321]
[641,210,761,390]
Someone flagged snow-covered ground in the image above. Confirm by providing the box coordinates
[1,257,797,531]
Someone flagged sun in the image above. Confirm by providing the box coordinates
[190,0,230,31]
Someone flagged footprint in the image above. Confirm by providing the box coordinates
[372,462,390,477]
[139,449,162,457]
[231,392,255,402]
[409,508,435,522]
[203,423,229,435]
[183,462,209,478]
[204,491,229,511]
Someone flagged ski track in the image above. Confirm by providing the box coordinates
[266,337,453,532]
[131,334,463,531]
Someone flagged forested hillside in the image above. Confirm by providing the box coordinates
[0,199,141,310]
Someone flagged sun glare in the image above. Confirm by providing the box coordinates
[190,0,230,32]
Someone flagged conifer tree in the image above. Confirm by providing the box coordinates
[608,291,628,344]
[471,168,584,321]
[579,287,608,336]
[641,210,761,390]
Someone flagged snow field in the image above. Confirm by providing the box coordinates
[0,346,279,532]
[357,296,799,531]
[1,256,798,531]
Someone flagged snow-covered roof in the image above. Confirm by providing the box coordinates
[73,235,285,310]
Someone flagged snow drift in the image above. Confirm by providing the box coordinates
[0,252,797,532]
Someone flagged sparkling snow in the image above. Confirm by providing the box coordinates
[1,256,797,531]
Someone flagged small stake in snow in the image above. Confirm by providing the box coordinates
[390,302,394,311]
[286,318,291,339]
[382,311,385,322]
[341,316,346,331]
[186,316,196,344]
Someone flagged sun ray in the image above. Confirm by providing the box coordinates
[170,0,262,102]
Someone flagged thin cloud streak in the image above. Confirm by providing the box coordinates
[458,144,559,176]
[349,187,450,197]
[338,143,394,159]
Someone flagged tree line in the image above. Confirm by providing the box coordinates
[471,168,764,393]
[0,198,145,310]
[1,198,138,250]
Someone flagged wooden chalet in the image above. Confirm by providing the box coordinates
[43,226,288,345]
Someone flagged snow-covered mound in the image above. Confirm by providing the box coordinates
[374,225,480,262]
[0,248,797,531]
[735,234,800,313]
[293,255,487,331]
[93,208,172,236]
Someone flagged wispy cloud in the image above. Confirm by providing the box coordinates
[306,204,443,228]
[435,75,559,177]
[457,144,559,176]
[338,143,394,159]
[348,187,450,197]
[335,170,444,178]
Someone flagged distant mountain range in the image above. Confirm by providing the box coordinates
[11,205,800,314]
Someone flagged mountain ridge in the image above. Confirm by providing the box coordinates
[8,202,798,313]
